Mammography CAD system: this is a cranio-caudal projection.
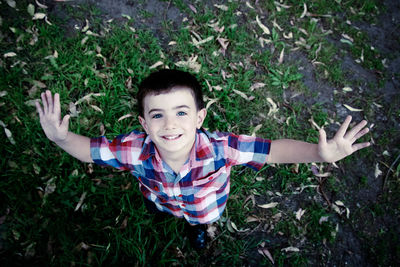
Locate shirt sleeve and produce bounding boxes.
[90,132,138,171]
[225,133,271,171]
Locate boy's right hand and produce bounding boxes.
[36,90,70,144]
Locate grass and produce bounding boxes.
[1,0,399,266]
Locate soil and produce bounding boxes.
[47,0,400,265]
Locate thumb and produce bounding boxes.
[60,114,70,131]
[319,128,327,146]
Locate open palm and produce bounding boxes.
[35,90,70,143]
[318,116,370,163]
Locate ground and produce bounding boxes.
[1,0,399,266]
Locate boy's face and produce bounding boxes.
[138,87,207,160]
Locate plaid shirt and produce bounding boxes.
[90,128,271,224]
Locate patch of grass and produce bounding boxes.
[1,0,397,265]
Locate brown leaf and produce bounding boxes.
[119,216,128,229]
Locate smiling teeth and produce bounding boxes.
[164,135,180,140]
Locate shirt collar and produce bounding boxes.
[138,128,216,162]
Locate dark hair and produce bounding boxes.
[137,69,204,117]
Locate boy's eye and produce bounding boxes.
[177,111,187,116]
[152,114,162,119]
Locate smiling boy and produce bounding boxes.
[36,69,370,249]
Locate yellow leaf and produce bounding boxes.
[343,104,363,112]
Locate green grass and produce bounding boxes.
[1,0,399,265]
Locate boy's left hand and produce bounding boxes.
[318,116,371,163]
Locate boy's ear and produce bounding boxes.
[138,116,149,134]
[196,108,207,129]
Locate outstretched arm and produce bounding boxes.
[267,116,370,164]
[36,90,93,163]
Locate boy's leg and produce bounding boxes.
[143,196,207,249]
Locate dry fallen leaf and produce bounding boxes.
[4,52,17,58]
[256,15,270,35]
[295,208,305,221]
[258,247,274,264]
[319,216,329,224]
[249,82,265,91]
[374,163,382,178]
[266,97,279,116]
[117,113,133,122]
[6,0,16,8]
[258,202,278,209]
[90,104,103,113]
[33,13,47,20]
[278,48,285,65]
[4,127,16,145]
[214,4,228,11]
[35,0,48,9]
[281,247,300,252]
[251,124,262,137]
[300,3,308,18]
[207,225,217,239]
[27,4,35,16]
[149,61,164,69]
[74,192,87,212]
[343,104,363,112]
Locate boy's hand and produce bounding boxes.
[318,116,370,163]
[35,90,70,144]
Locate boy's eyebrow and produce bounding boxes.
[148,105,191,114]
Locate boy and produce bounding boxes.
[35,69,370,249]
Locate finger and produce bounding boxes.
[46,90,54,113]
[35,100,44,117]
[335,115,352,139]
[319,128,327,146]
[60,114,70,131]
[352,142,371,152]
[345,120,368,140]
[351,127,369,143]
[41,92,48,114]
[54,93,61,118]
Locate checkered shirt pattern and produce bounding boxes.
[90,128,271,225]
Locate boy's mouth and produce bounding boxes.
[161,134,182,140]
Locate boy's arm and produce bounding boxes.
[35,90,93,163]
[268,116,370,164]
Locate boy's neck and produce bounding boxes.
[157,143,194,173]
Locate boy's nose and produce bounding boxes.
[164,115,176,129]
